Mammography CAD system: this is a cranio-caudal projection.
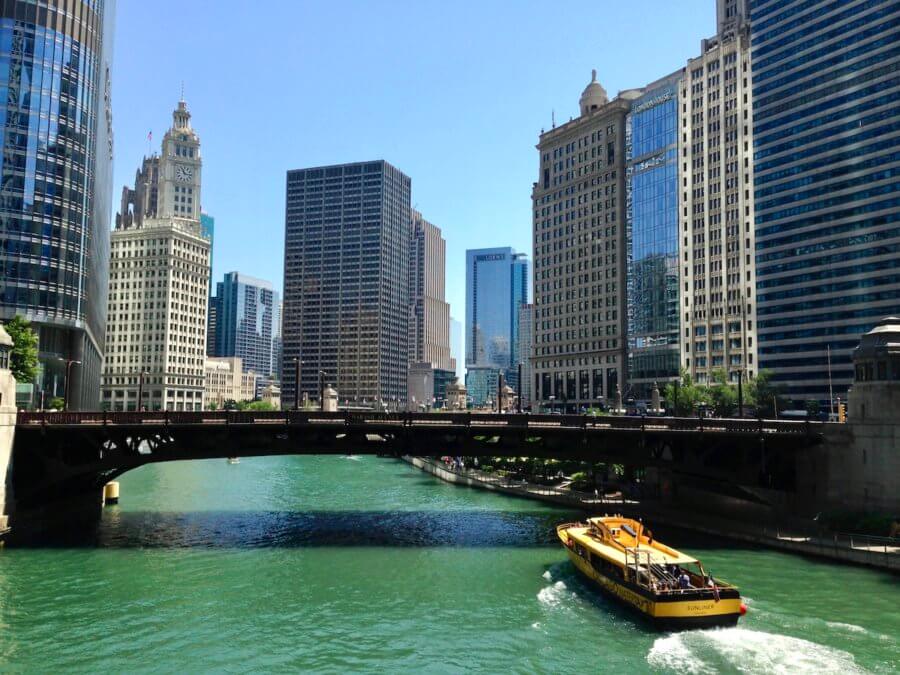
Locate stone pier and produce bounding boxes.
[0,325,16,540]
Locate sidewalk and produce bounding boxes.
[404,456,899,573]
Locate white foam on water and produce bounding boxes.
[646,628,867,675]
[542,570,553,581]
[531,622,541,630]
[825,621,867,634]
[536,580,569,609]
[341,455,362,461]
[647,634,715,675]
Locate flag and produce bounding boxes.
[147,130,152,141]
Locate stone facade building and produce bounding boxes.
[680,7,757,386]
[204,357,257,409]
[532,73,636,412]
[408,210,451,371]
[101,100,210,412]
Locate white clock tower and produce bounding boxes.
[102,97,211,412]
[158,98,202,221]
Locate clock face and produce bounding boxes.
[175,164,194,182]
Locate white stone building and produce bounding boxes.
[680,8,757,385]
[101,100,210,411]
[204,357,257,409]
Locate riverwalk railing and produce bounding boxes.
[16,410,823,436]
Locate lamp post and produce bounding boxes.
[55,357,81,412]
[293,358,301,411]
[517,362,523,413]
[737,369,744,418]
[137,370,147,411]
[318,370,327,411]
[548,394,555,415]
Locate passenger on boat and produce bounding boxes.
[679,572,692,589]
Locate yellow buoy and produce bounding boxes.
[103,481,120,505]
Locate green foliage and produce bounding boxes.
[707,369,738,417]
[207,401,219,411]
[245,400,276,411]
[805,399,821,417]
[4,315,38,382]
[663,369,708,416]
[746,369,785,418]
[48,396,65,410]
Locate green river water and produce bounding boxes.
[0,455,897,673]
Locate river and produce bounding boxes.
[0,455,897,672]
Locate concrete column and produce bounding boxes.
[0,326,17,538]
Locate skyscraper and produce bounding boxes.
[283,161,411,406]
[0,0,116,410]
[101,99,210,412]
[408,210,451,370]
[681,3,757,386]
[626,74,682,398]
[532,73,632,412]
[213,272,275,378]
[464,247,529,406]
[517,302,534,409]
[750,0,900,404]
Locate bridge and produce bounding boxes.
[11,410,825,535]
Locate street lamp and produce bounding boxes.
[293,357,302,411]
[549,395,556,415]
[54,357,81,412]
[318,370,328,411]
[137,370,147,411]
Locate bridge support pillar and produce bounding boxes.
[0,326,17,541]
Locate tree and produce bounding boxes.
[245,400,275,411]
[708,369,738,417]
[207,401,219,411]
[4,315,38,382]
[48,396,65,411]
[746,369,785,418]
[662,370,709,416]
[805,399,821,418]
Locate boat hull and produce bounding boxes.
[562,544,742,630]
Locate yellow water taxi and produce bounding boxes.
[557,515,746,630]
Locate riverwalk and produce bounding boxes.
[403,456,900,572]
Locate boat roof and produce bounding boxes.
[567,522,698,567]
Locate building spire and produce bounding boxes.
[180,80,185,102]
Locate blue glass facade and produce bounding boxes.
[214,272,275,378]
[751,0,900,402]
[0,1,114,409]
[464,247,528,405]
[626,82,681,396]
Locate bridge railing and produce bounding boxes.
[15,410,823,435]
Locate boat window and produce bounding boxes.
[621,524,637,537]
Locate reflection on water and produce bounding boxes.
[0,456,896,674]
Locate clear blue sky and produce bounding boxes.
[112,0,715,319]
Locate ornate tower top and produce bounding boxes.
[173,99,191,131]
[579,69,608,116]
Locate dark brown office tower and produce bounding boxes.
[283,161,411,407]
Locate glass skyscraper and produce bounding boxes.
[0,0,115,410]
[213,272,276,379]
[626,76,681,398]
[750,0,900,404]
[464,247,529,406]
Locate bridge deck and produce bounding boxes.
[17,411,823,436]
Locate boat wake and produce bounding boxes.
[536,580,572,610]
[646,628,867,674]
